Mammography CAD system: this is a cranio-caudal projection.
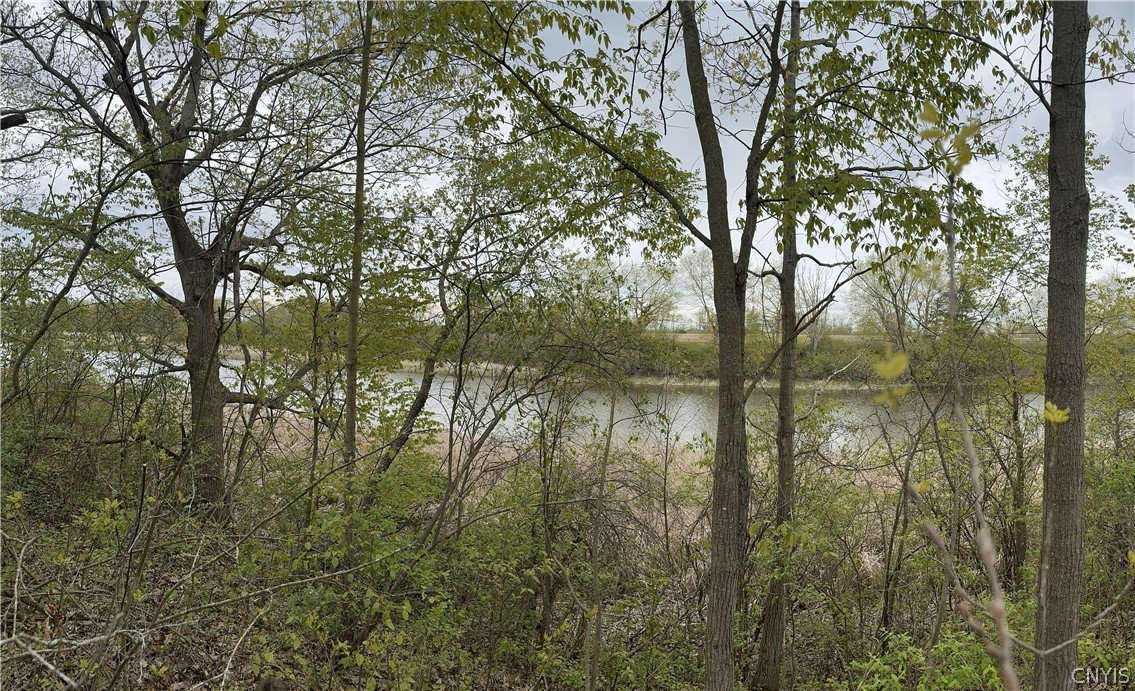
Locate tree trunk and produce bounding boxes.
[751,4,800,690]
[153,178,228,510]
[345,0,373,471]
[339,6,372,594]
[586,389,618,691]
[1035,3,1089,689]
[678,4,751,689]
[1005,385,1028,591]
[876,477,910,654]
[182,256,227,509]
[537,399,561,642]
[539,419,554,639]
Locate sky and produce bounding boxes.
[5,2,1132,329]
[965,1,1134,214]
[624,1,1134,219]
[594,1,1135,325]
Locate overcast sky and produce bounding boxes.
[624,1,1133,216]
[594,2,1135,324]
[8,3,1131,325]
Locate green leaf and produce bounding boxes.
[957,120,981,141]
[874,351,909,381]
[1043,401,1070,424]
[873,386,911,411]
[919,101,939,124]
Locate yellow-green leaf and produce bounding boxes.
[873,385,910,411]
[919,101,939,124]
[1043,401,1070,424]
[955,140,973,167]
[874,351,909,381]
[958,120,981,141]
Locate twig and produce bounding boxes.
[151,543,412,628]
[220,607,265,689]
[8,635,79,689]
[1036,574,1135,657]
[953,402,1020,690]
[915,170,1020,690]
[10,536,35,636]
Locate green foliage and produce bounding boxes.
[632,333,884,383]
[2,2,1133,689]
[822,630,1004,691]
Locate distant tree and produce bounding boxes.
[681,249,717,335]
[798,264,832,356]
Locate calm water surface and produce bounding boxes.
[387,372,1047,449]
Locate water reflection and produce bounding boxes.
[385,371,1037,450]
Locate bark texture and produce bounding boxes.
[346,1,373,470]
[678,3,752,689]
[182,254,227,508]
[153,179,228,509]
[1035,3,1090,689]
[751,3,800,689]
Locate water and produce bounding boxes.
[87,347,1048,452]
[385,370,949,450]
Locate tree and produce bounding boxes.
[798,264,831,356]
[971,127,1128,594]
[467,3,997,685]
[1036,2,1090,688]
[681,249,717,335]
[850,258,950,343]
[751,4,801,687]
[672,7,755,687]
[345,0,374,472]
[0,2,394,512]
